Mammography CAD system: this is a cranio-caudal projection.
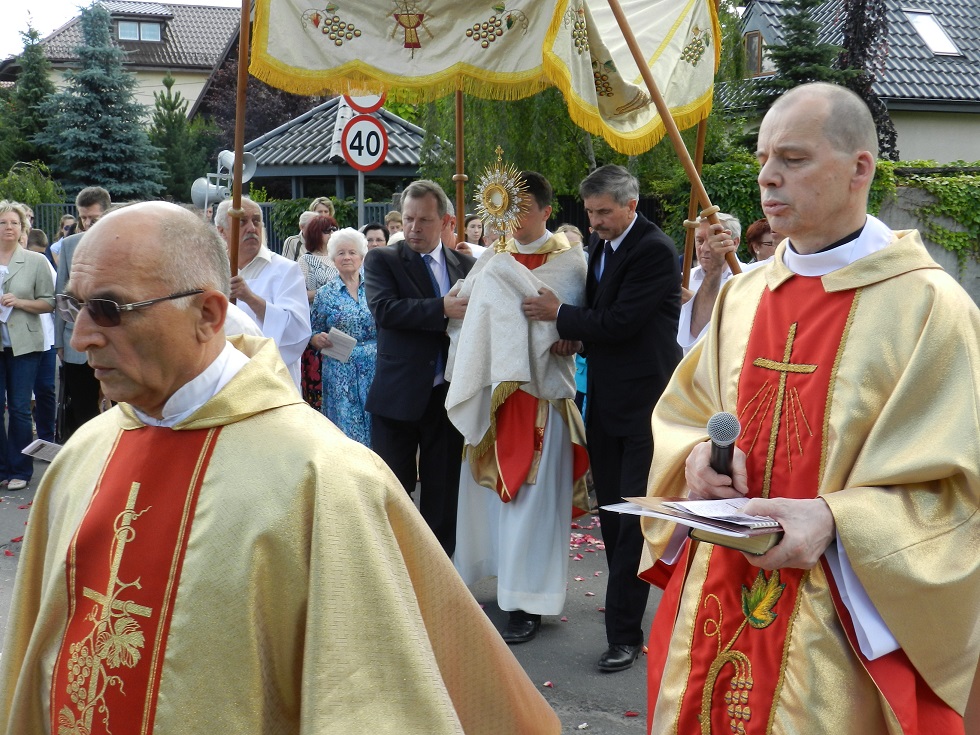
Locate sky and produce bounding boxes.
[2,0,242,61]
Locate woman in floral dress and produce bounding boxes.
[309,228,376,447]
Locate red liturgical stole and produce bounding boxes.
[674,276,857,734]
[51,426,220,735]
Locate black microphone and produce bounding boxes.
[706,412,741,477]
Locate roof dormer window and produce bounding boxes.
[904,10,960,55]
[118,20,163,42]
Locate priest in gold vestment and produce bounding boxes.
[0,202,560,735]
[641,84,979,734]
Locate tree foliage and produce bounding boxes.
[0,27,57,171]
[838,0,898,161]
[150,73,217,201]
[196,41,318,156]
[752,0,856,109]
[0,161,65,207]
[35,4,163,198]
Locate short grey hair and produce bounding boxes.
[149,204,231,297]
[214,197,262,231]
[773,82,879,160]
[579,165,640,206]
[298,210,318,229]
[402,180,450,218]
[327,227,368,260]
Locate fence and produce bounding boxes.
[34,201,393,255]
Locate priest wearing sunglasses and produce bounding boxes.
[0,201,560,734]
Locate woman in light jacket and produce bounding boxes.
[0,201,55,490]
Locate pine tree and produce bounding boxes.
[150,73,216,201]
[10,27,57,165]
[35,4,163,198]
[752,0,856,110]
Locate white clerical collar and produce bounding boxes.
[608,214,638,251]
[239,244,273,278]
[782,215,893,277]
[515,230,552,254]
[133,340,250,428]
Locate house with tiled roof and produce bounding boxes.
[0,1,240,117]
[727,0,980,162]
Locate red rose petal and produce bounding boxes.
[543,680,554,688]
[4,550,14,557]
[560,616,568,622]
[585,591,595,597]
[574,576,585,582]
[10,536,23,543]
[624,710,639,717]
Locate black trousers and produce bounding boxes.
[371,383,462,556]
[588,425,653,646]
[57,361,101,443]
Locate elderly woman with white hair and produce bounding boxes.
[309,227,377,447]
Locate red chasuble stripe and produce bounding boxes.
[670,276,856,734]
[51,426,220,735]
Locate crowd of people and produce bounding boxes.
[0,81,977,733]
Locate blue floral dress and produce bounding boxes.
[310,275,377,447]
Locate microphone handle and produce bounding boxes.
[709,441,734,477]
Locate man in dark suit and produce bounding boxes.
[364,180,475,555]
[523,165,681,672]
[54,186,111,442]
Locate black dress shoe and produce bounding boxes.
[501,612,541,644]
[597,643,642,672]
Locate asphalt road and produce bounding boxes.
[0,459,661,734]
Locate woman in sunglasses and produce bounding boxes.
[0,201,55,491]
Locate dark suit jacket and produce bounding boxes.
[364,241,475,422]
[556,213,681,436]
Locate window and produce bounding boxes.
[117,19,162,42]
[118,20,139,40]
[744,31,763,77]
[139,22,161,41]
[904,10,960,55]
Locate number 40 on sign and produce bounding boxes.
[341,115,389,172]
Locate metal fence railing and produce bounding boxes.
[34,201,394,254]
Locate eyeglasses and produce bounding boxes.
[327,227,338,233]
[56,290,204,328]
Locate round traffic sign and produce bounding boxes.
[341,115,389,172]
[344,92,386,114]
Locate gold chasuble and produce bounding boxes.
[0,337,561,735]
[641,231,980,735]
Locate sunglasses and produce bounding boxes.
[56,290,204,328]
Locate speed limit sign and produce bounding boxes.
[341,115,389,172]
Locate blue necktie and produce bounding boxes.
[423,253,446,384]
[423,253,444,296]
[597,241,613,280]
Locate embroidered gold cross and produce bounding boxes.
[751,323,816,496]
[80,482,153,730]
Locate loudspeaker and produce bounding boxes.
[217,150,257,183]
[191,177,229,209]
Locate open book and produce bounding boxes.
[604,496,784,555]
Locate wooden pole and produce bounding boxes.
[452,90,468,244]
[681,119,708,289]
[228,0,253,280]
[605,0,740,274]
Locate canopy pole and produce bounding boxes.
[452,91,468,244]
[605,0,740,274]
[228,0,253,282]
[681,119,708,290]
